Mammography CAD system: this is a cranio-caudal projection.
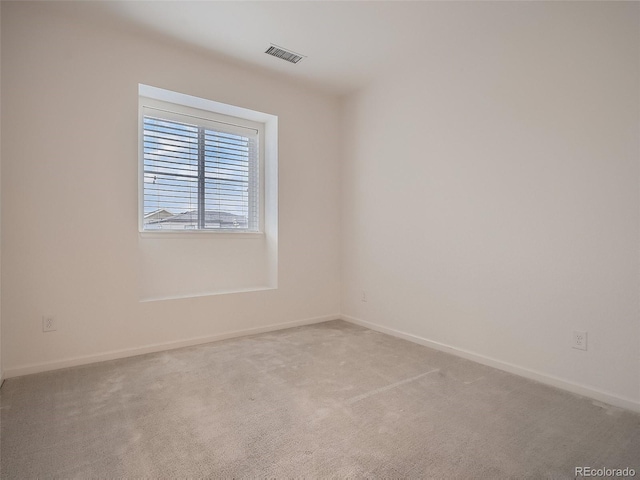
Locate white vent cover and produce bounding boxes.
[265,44,305,64]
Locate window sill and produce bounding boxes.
[139,230,265,239]
[139,285,277,302]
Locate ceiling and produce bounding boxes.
[43,1,560,95]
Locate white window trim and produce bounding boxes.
[138,85,277,236]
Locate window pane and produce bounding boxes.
[143,116,199,230]
[141,107,259,232]
[203,129,251,229]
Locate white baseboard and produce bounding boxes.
[341,314,640,413]
[4,314,339,379]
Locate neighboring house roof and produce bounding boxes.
[144,209,174,220]
[146,210,247,227]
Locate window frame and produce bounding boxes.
[139,95,266,235]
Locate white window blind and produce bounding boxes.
[142,106,260,232]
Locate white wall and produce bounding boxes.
[342,2,640,407]
[1,2,341,374]
[0,1,3,384]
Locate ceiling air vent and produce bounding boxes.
[265,44,305,64]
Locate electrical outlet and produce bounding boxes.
[42,316,57,333]
[572,330,587,351]
[361,291,367,302]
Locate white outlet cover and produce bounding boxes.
[42,316,57,332]
[572,330,587,351]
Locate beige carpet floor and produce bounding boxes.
[1,320,639,478]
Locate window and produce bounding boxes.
[140,96,264,232]
[138,85,279,298]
